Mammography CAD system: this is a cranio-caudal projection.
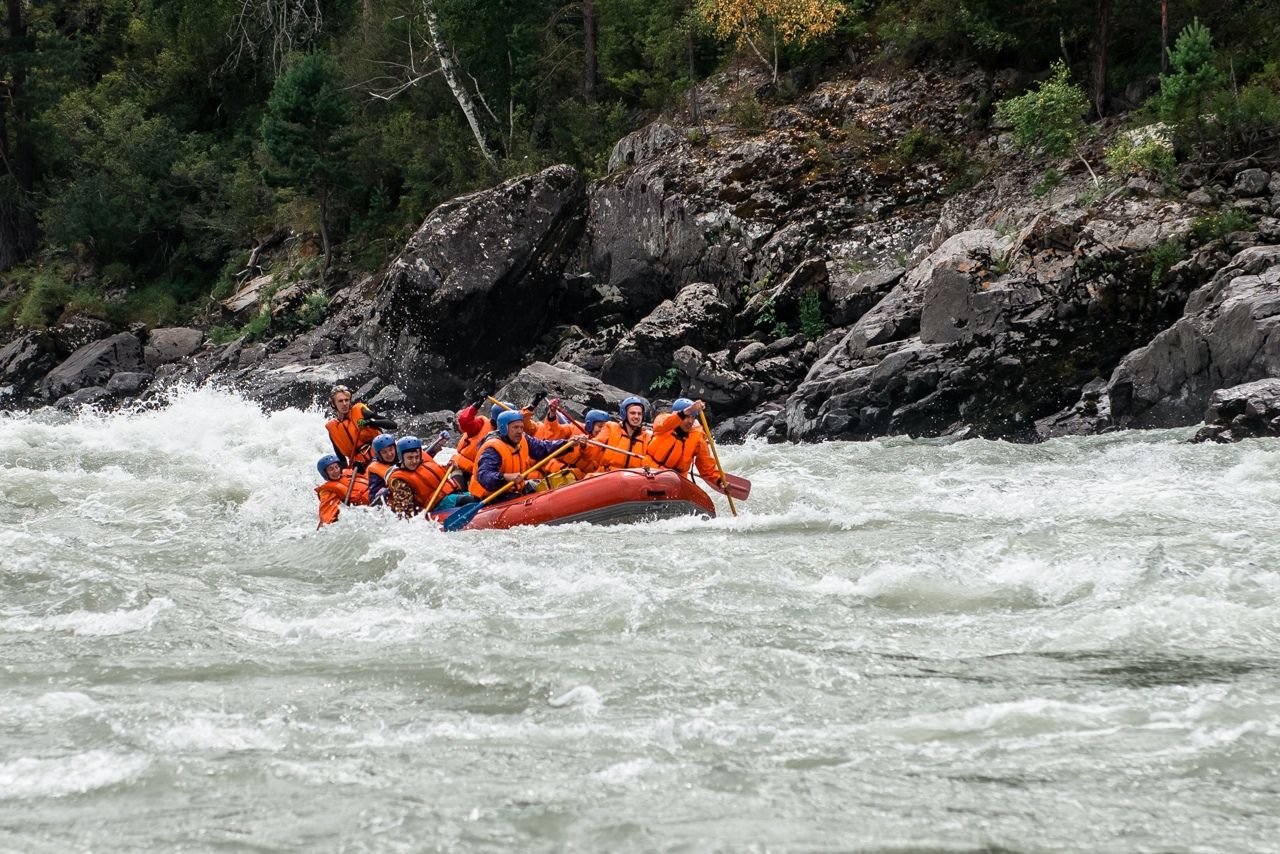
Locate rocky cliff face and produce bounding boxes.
[5,64,1279,445]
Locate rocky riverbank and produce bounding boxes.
[4,63,1279,443]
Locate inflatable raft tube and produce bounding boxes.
[433,468,715,530]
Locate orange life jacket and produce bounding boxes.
[366,459,395,485]
[599,421,651,471]
[325,402,380,465]
[469,435,534,498]
[453,417,493,474]
[315,470,371,526]
[644,413,719,480]
[387,459,454,513]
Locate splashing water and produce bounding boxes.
[2,386,1278,851]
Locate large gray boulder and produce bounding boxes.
[1192,378,1280,443]
[1106,245,1280,428]
[600,282,734,392]
[245,352,378,410]
[145,327,204,367]
[0,332,58,400]
[359,165,588,406]
[41,332,144,401]
[493,361,634,414]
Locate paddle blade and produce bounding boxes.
[442,501,483,532]
[707,472,751,500]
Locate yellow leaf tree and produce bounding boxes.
[697,0,847,82]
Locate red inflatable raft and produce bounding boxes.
[432,468,716,530]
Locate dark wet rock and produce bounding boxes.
[106,372,152,395]
[367,384,408,410]
[494,361,634,414]
[713,403,786,442]
[827,264,905,327]
[1231,168,1271,198]
[1186,188,1215,206]
[0,332,58,401]
[1191,378,1280,443]
[42,332,144,401]
[1034,377,1113,440]
[49,316,114,354]
[1104,246,1280,428]
[734,341,767,366]
[54,386,113,410]
[607,122,683,173]
[600,282,733,392]
[247,352,377,410]
[672,345,764,411]
[145,327,204,368]
[359,165,588,406]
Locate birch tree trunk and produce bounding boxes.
[423,0,498,170]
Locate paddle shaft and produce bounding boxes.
[424,462,456,513]
[698,411,737,517]
[477,440,577,508]
[488,394,585,434]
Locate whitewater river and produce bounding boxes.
[2,386,1278,852]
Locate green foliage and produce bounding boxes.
[1033,168,1062,198]
[1104,132,1176,180]
[648,365,680,392]
[798,291,827,339]
[207,325,241,345]
[260,51,355,252]
[14,269,72,329]
[1212,69,1280,155]
[995,61,1089,157]
[1156,19,1223,138]
[240,308,274,342]
[1190,208,1255,244]
[725,89,765,129]
[1147,241,1184,288]
[290,292,329,330]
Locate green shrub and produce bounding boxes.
[725,89,765,129]
[15,269,71,328]
[1104,130,1177,179]
[798,291,827,339]
[1191,208,1254,244]
[291,292,329,330]
[240,308,273,342]
[995,61,1089,157]
[1213,74,1280,155]
[1033,168,1063,198]
[649,365,679,392]
[208,325,240,344]
[1147,241,1185,287]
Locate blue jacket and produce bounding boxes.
[476,435,566,492]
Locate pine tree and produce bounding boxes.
[260,51,355,276]
[1157,18,1222,155]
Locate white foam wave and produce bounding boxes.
[0,597,174,636]
[0,751,150,800]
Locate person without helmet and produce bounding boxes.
[643,398,722,483]
[315,454,371,526]
[471,410,586,501]
[387,435,472,518]
[325,385,398,471]
[452,400,508,478]
[365,434,399,505]
[598,395,651,471]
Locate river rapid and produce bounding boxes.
[2,386,1278,852]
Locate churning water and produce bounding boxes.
[2,386,1279,852]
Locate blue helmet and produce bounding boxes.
[584,409,610,433]
[490,401,514,423]
[395,436,423,463]
[316,454,342,479]
[619,395,648,419]
[371,434,397,457]
[496,410,524,435]
[672,398,695,415]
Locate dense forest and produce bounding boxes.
[1,0,1277,333]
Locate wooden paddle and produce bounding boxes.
[698,410,737,517]
[442,441,577,532]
